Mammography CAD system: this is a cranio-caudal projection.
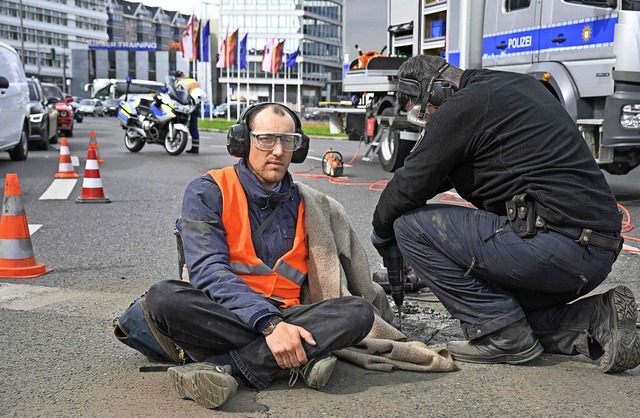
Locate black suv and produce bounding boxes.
[27,78,58,150]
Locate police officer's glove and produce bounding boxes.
[371,229,397,259]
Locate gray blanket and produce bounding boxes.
[297,182,457,373]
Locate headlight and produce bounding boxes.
[30,113,45,123]
[59,111,68,117]
[620,104,640,129]
[175,104,193,113]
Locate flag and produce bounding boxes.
[201,20,210,62]
[226,29,238,68]
[180,15,195,60]
[271,40,285,73]
[239,33,248,70]
[261,38,273,72]
[216,39,226,68]
[193,18,202,61]
[286,49,299,68]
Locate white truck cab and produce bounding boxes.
[447,0,640,174]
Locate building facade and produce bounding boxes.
[218,0,344,108]
[2,0,353,105]
[70,0,190,98]
[0,0,108,90]
[0,0,191,97]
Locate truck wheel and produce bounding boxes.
[378,109,412,172]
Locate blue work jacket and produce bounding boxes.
[178,159,302,332]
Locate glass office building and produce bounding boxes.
[219,0,344,108]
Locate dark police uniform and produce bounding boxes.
[373,69,622,345]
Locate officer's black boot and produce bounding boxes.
[447,318,543,364]
[529,285,640,373]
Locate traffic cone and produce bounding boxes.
[89,130,103,164]
[76,147,111,203]
[54,137,79,179]
[0,174,52,278]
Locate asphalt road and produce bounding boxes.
[0,116,639,417]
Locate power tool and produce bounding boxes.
[322,149,344,177]
[383,245,405,331]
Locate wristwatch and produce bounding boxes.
[261,317,283,336]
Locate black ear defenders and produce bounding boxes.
[425,62,458,107]
[227,102,310,163]
[398,62,458,109]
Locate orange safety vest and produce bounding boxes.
[208,167,308,307]
[176,77,199,92]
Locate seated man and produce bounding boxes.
[145,103,375,409]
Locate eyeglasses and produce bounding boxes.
[250,131,302,152]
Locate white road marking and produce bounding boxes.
[0,283,126,316]
[39,179,78,200]
[28,224,42,235]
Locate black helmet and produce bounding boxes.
[174,71,185,78]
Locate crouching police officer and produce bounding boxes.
[371,55,640,373]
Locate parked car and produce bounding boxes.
[0,41,30,160]
[79,99,105,117]
[41,82,73,139]
[27,78,58,150]
[213,102,247,118]
[102,98,121,116]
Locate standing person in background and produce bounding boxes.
[175,71,201,154]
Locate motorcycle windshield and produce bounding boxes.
[173,89,190,105]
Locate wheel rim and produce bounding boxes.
[165,131,183,153]
[125,133,137,148]
[379,130,395,161]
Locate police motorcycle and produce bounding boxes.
[117,76,200,156]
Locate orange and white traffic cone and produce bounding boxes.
[76,147,111,203]
[54,137,79,179]
[0,174,52,278]
[89,130,103,164]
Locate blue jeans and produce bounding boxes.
[393,204,618,341]
[145,280,374,389]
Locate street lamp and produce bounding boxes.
[18,0,25,62]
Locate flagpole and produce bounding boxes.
[246,47,250,106]
[236,30,241,120]
[284,54,288,107]
[245,36,250,106]
[193,13,197,81]
[227,76,231,121]
[297,56,302,113]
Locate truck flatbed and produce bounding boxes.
[343,56,408,93]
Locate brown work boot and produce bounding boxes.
[447,318,543,364]
[592,286,640,373]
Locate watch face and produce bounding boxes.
[263,322,275,336]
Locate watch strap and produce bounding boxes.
[261,316,283,336]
